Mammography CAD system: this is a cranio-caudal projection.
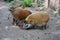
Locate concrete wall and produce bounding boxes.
[50,0,59,11]
[44,0,48,8]
[44,0,60,11]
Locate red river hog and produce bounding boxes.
[10,7,32,25]
[23,12,49,30]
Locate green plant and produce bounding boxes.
[37,0,44,7]
[58,9,60,16]
[58,13,60,16]
[23,0,32,7]
[38,4,44,7]
[9,0,25,11]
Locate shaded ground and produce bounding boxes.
[0,1,60,40]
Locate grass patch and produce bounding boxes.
[38,4,44,7]
[23,0,32,7]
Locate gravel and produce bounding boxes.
[0,1,60,40]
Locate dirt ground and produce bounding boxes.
[0,1,60,40]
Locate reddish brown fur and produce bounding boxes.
[11,7,31,20]
[10,7,32,25]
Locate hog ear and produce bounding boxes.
[28,11,32,14]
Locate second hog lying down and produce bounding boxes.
[10,7,32,25]
[22,12,50,30]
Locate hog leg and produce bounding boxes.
[12,18,17,25]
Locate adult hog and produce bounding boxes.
[10,7,32,25]
[23,12,49,30]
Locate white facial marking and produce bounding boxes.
[23,24,31,29]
